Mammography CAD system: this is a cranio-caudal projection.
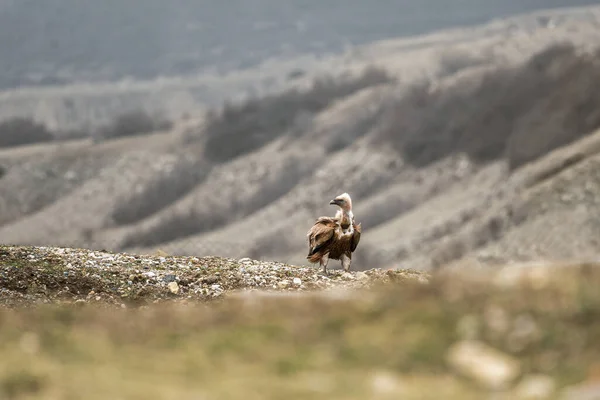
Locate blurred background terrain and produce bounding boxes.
[3,1,600,271]
[4,3,600,399]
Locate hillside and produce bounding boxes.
[3,4,600,131]
[3,7,600,272]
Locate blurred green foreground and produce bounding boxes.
[1,261,600,400]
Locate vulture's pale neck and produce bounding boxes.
[336,207,354,226]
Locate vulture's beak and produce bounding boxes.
[329,199,340,206]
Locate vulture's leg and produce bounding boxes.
[341,254,351,272]
[320,253,330,275]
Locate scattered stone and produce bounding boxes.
[446,340,521,390]
[163,274,177,283]
[202,275,219,285]
[370,370,405,395]
[356,272,369,281]
[168,281,180,295]
[277,280,290,289]
[341,272,354,281]
[292,277,302,287]
[561,382,600,400]
[514,374,555,399]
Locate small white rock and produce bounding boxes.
[341,272,354,281]
[292,277,302,287]
[446,340,521,390]
[277,280,290,289]
[370,370,405,395]
[168,281,180,294]
[514,374,555,399]
[356,272,369,281]
[560,382,600,400]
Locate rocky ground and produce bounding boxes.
[0,245,425,308]
[1,245,600,399]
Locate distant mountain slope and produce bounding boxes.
[1,0,600,89]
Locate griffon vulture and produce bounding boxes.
[306,192,361,274]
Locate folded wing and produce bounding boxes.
[307,217,338,260]
[350,222,362,252]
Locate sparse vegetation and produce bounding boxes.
[93,110,173,142]
[378,43,600,170]
[110,158,210,226]
[0,117,54,148]
[203,66,393,162]
[119,157,307,249]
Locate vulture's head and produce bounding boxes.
[329,192,352,211]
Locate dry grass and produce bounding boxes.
[0,246,599,399]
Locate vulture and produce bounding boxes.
[306,192,362,274]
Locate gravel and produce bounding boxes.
[0,245,428,307]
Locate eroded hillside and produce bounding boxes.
[3,9,600,271]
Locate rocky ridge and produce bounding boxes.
[0,245,426,308]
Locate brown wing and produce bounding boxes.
[350,222,362,252]
[307,217,338,256]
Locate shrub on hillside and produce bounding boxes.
[377,42,600,170]
[54,128,89,141]
[0,117,54,148]
[506,43,600,170]
[94,110,173,142]
[111,158,210,226]
[203,66,393,162]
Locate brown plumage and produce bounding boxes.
[306,193,362,274]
